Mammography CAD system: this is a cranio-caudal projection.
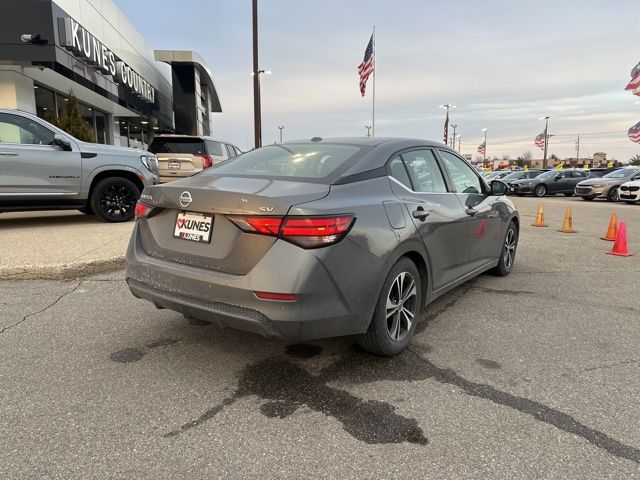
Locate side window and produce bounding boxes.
[439,150,482,194]
[0,113,55,145]
[205,140,224,157]
[402,150,447,193]
[225,144,236,158]
[234,146,243,156]
[387,156,412,190]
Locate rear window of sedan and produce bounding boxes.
[603,168,639,179]
[208,144,364,180]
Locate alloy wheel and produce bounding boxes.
[607,188,619,202]
[503,228,517,270]
[385,272,417,342]
[534,185,546,197]
[98,182,137,220]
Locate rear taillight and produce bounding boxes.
[134,201,153,220]
[195,153,214,169]
[227,214,354,248]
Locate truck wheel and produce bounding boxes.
[90,177,140,222]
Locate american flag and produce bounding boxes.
[477,142,486,156]
[358,34,374,97]
[629,121,640,144]
[625,62,640,95]
[534,133,545,149]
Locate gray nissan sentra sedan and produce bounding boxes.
[126,137,519,355]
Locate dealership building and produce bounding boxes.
[0,0,222,148]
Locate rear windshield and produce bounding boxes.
[603,168,638,179]
[209,144,363,180]
[148,137,205,155]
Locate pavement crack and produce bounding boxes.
[0,281,81,335]
[406,348,640,465]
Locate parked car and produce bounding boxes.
[510,169,589,197]
[484,170,511,181]
[0,109,158,222]
[588,167,619,177]
[575,167,640,201]
[619,177,640,204]
[148,135,241,183]
[500,169,546,192]
[126,137,519,356]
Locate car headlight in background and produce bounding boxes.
[591,184,603,189]
[140,154,159,176]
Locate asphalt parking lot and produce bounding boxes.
[1,196,639,479]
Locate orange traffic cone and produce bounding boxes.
[606,221,633,257]
[601,213,618,241]
[531,204,547,227]
[557,208,577,233]
[473,219,486,237]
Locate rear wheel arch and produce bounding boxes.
[384,243,431,312]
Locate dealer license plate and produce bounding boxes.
[173,211,213,243]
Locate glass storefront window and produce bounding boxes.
[34,86,56,125]
[95,111,107,144]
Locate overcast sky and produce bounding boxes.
[116,0,640,161]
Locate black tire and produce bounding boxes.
[489,221,518,276]
[533,184,547,197]
[90,177,140,222]
[357,257,422,356]
[581,196,595,201]
[606,188,619,202]
[563,192,573,197]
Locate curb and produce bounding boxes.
[0,256,125,281]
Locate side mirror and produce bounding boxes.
[490,179,508,196]
[555,174,562,180]
[53,134,72,151]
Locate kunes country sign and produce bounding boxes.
[57,17,155,104]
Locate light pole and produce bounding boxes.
[252,0,261,149]
[365,125,372,137]
[456,134,461,153]
[439,104,456,145]
[481,128,487,164]
[539,115,550,168]
[450,123,457,148]
[278,125,284,143]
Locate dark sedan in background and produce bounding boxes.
[510,169,589,197]
[574,167,640,201]
[500,169,547,192]
[126,137,519,356]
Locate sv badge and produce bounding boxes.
[259,206,274,212]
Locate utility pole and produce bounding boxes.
[456,134,461,153]
[365,125,372,137]
[481,128,487,164]
[278,125,284,143]
[252,0,261,149]
[540,115,550,168]
[450,123,457,148]
[576,134,580,163]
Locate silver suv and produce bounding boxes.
[0,109,158,222]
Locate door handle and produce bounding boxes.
[412,207,430,220]
[465,207,477,217]
[0,151,18,156]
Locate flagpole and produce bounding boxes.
[371,25,376,137]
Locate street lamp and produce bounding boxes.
[365,125,372,137]
[455,134,461,153]
[539,115,550,168]
[278,125,285,143]
[450,123,458,148]
[439,104,456,144]
[481,128,487,164]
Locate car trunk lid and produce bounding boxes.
[137,175,330,275]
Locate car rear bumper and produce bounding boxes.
[125,225,379,340]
